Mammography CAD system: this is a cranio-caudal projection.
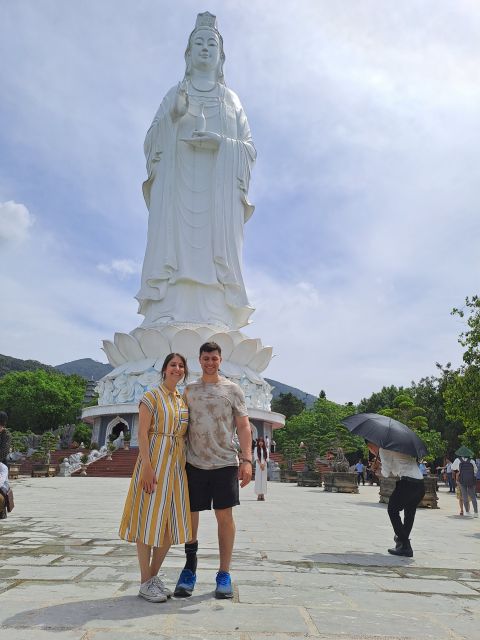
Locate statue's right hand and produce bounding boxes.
[141,465,157,494]
[173,82,189,118]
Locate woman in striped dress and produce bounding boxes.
[119,353,191,602]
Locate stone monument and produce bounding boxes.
[83,12,284,445]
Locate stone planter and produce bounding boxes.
[32,464,48,478]
[47,464,57,477]
[80,464,87,477]
[123,443,130,451]
[297,471,322,487]
[8,464,20,479]
[379,476,438,508]
[280,469,298,483]
[323,471,359,493]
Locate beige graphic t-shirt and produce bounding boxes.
[185,377,248,470]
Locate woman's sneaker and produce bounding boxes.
[215,570,233,599]
[138,578,168,602]
[151,575,173,598]
[174,568,196,597]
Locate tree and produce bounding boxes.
[410,364,464,453]
[379,394,446,461]
[271,392,305,419]
[275,397,363,459]
[358,385,403,414]
[0,369,86,433]
[443,296,480,452]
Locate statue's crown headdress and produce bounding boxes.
[194,11,218,32]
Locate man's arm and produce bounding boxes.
[236,415,252,488]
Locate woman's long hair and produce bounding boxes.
[255,437,268,463]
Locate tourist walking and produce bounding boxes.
[119,353,191,603]
[451,448,478,517]
[174,341,252,600]
[445,458,455,493]
[367,443,425,557]
[254,436,269,501]
[355,460,365,485]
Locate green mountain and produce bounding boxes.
[0,354,55,377]
[0,354,316,406]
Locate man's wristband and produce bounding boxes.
[240,458,252,466]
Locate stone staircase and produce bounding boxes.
[74,448,139,478]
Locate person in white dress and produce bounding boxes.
[254,437,269,501]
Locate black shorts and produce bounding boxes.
[186,463,240,511]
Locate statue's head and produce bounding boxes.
[184,12,225,84]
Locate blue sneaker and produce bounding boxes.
[215,570,233,599]
[174,568,196,597]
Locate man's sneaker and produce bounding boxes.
[174,568,196,597]
[152,575,173,598]
[474,512,479,518]
[139,577,168,602]
[215,570,234,599]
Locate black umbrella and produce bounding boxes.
[341,413,428,458]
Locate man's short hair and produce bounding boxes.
[199,341,222,356]
[0,412,7,427]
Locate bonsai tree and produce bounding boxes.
[123,431,131,443]
[299,434,322,472]
[80,453,89,465]
[40,431,58,464]
[10,430,28,455]
[283,442,300,471]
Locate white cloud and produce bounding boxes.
[97,259,141,279]
[0,201,34,243]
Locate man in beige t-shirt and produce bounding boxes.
[174,342,252,599]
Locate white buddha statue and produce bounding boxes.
[136,12,256,331]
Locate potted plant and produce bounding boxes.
[31,451,48,477]
[107,441,115,461]
[8,431,27,478]
[41,431,59,476]
[280,443,300,483]
[80,453,89,476]
[123,432,131,450]
[297,436,323,487]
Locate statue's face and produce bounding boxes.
[190,28,220,71]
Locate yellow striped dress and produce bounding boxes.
[119,385,191,547]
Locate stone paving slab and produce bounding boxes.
[1,477,479,639]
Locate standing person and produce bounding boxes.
[452,452,478,517]
[367,442,425,557]
[0,412,11,465]
[0,462,9,519]
[355,460,365,486]
[174,342,252,599]
[445,458,455,493]
[254,437,269,501]
[119,353,191,603]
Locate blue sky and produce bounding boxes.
[1,1,479,403]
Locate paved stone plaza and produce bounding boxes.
[0,477,479,640]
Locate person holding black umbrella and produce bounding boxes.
[367,442,425,557]
[342,413,427,558]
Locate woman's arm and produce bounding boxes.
[138,402,156,493]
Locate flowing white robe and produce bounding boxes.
[136,82,256,329]
[254,448,269,496]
